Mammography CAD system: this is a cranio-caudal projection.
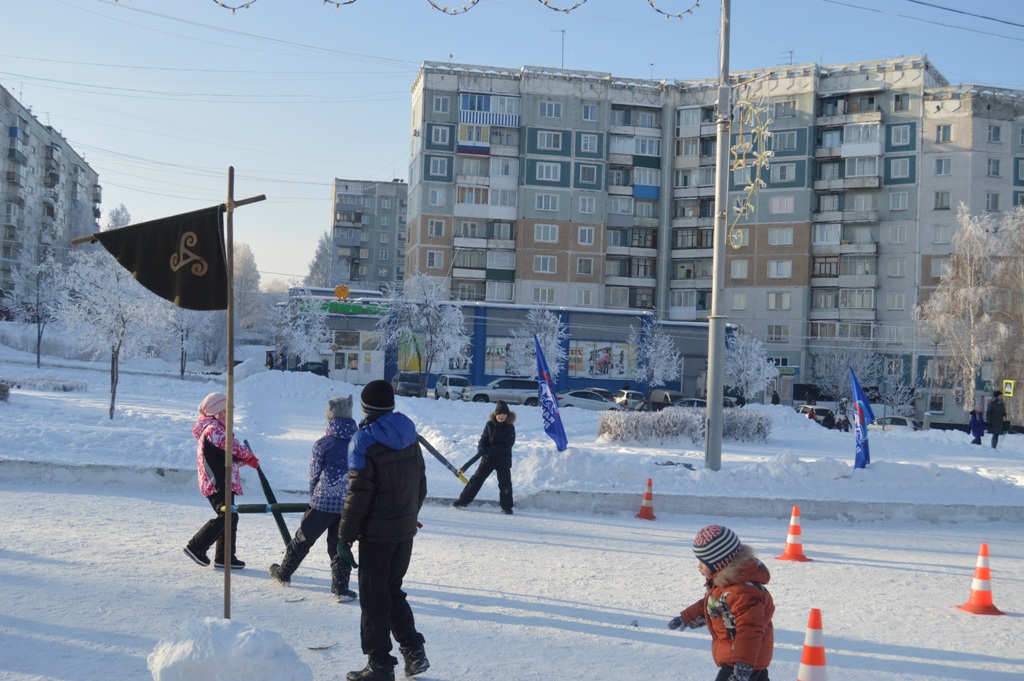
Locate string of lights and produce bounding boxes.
[189,0,704,18]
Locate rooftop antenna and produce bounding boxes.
[650,62,654,79]
[552,29,565,69]
[778,50,794,66]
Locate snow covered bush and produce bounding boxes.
[598,407,771,445]
[0,377,87,393]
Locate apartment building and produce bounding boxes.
[406,58,1024,402]
[2,84,101,295]
[330,178,408,290]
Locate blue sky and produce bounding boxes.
[4,0,1023,285]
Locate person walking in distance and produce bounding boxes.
[668,525,775,681]
[968,408,985,446]
[270,396,359,602]
[986,391,1007,449]
[339,380,429,681]
[451,400,517,515]
[184,392,259,569]
[770,390,780,406]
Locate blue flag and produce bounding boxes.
[850,366,876,469]
[535,335,568,451]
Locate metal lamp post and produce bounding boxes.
[926,331,943,426]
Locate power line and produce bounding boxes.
[822,0,1024,43]
[902,0,1024,31]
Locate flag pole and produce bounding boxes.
[223,167,237,619]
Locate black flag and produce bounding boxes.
[93,205,228,311]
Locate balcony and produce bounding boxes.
[453,236,487,249]
[838,274,878,289]
[809,307,841,321]
[456,174,489,186]
[7,148,26,165]
[815,109,882,127]
[839,241,877,255]
[608,184,632,196]
[841,209,879,223]
[6,171,23,186]
[814,146,842,159]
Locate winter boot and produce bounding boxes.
[332,558,358,603]
[214,556,246,569]
[346,658,395,681]
[184,544,210,567]
[269,563,290,586]
[400,646,430,677]
[270,545,305,586]
[213,512,240,568]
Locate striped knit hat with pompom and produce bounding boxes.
[693,525,742,572]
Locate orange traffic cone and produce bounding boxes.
[796,608,827,681]
[635,478,656,520]
[775,505,812,561]
[957,543,1005,615]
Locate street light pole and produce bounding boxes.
[928,331,943,417]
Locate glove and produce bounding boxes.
[250,456,260,468]
[337,542,359,569]
[668,616,684,630]
[727,662,754,681]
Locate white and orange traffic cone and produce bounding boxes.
[796,608,827,681]
[957,543,1005,615]
[635,478,656,520]
[775,505,812,561]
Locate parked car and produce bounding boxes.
[392,370,427,397]
[795,404,836,427]
[613,389,647,410]
[296,361,328,378]
[461,377,540,406]
[671,397,737,409]
[557,389,620,411]
[869,415,922,432]
[584,387,617,403]
[434,374,470,400]
[650,389,687,406]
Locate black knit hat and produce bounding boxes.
[494,400,510,416]
[361,380,395,414]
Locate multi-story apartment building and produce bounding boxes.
[406,57,1024,406]
[330,178,408,290]
[2,84,101,295]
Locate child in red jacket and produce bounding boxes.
[668,525,775,681]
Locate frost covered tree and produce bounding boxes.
[724,329,778,402]
[809,339,883,403]
[166,306,226,377]
[272,287,331,369]
[7,249,63,368]
[988,206,1024,421]
[56,249,165,418]
[627,320,681,396]
[305,231,333,288]
[880,362,917,418]
[508,306,569,380]
[917,204,1000,413]
[233,242,262,334]
[377,274,471,392]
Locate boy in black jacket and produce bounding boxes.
[452,400,517,514]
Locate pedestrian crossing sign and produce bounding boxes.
[1003,380,1015,397]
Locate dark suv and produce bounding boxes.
[392,371,427,397]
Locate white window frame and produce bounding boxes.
[767,291,791,311]
[731,292,747,310]
[891,125,911,146]
[988,124,1002,143]
[579,164,598,184]
[812,223,840,245]
[634,136,661,156]
[770,196,795,214]
[987,159,1001,177]
[889,224,906,244]
[536,162,561,182]
[768,226,794,245]
[767,259,792,279]
[539,100,562,119]
[773,131,798,151]
[930,257,949,278]
[537,130,562,151]
[580,133,598,153]
[935,157,951,176]
[533,287,556,304]
[986,192,1001,212]
[579,196,595,214]
[582,103,598,122]
[428,188,446,206]
[935,124,951,143]
[934,191,951,210]
[888,257,906,277]
[433,96,450,114]
[534,255,556,274]
[429,157,448,177]
[578,226,595,246]
[430,126,450,145]
[534,223,559,243]
[535,193,559,212]
[428,219,445,237]
[890,191,908,211]
[774,100,796,118]
[770,162,796,183]
[890,158,910,179]
[577,257,593,276]
[426,251,443,269]
[887,292,906,311]
[730,259,748,279]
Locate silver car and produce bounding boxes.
[434,374,470,400]
[461,377,540,406]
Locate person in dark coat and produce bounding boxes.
[985,391,1007,449]
[968,408,986,445]
[452,401,517,515]
[770,390,780,405]
[339,380,429,681]
[821,410,836,430]
[270,396,359,602]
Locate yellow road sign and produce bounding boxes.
[1002,380,1014,397]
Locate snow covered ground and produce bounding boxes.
[1,339,1022,680]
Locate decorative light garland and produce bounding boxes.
[197,0,701,17]
[728,96,773,249]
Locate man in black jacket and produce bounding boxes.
[340,380,429,681]
[986,391,1007,449]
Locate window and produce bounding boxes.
[767,259,792,278]
[533,287,556,304]
[534,223,558,243]
[491,128,519,146]
[774,100,796,118]
[766,325,789,343]
[887,191,908,212]
[987,159,1001,177]
[580,133,598,153]
[767,291,791,310]
[607,196,632,214]
[770,162,796,183]
[461,157,486,176]
[537,131,562,151]
[536,162,561,182]
[813,223,840,244]
[820,129,842,149]
[986,192,1001,212]
[430,127,450,145]
[887,292,906,310]
[840,288,875,309]
[579,165,598,184]
[578,226,595,245]
[988,124,1002,143]
[606,286,629,307]
[461,124,485,142]
[637,111,658,128]
[734,166,752,185]
[577,257,593,275]
[491,157,517,177]
[534,255,556,273]
[678,138,699,156]
[819,194,839,212]
[846,156,878,177]
[733,228,750,247]
[429,157,448,177]
[487,281,514,302]
[461,93,488,111]
[490,189,517,207]
[851,193,875,211]
[893,93,909,112]
[731,259,748,279]
[845,123,879,143]
[539,100,562,118]
[768,227,794,245]
[379,233,390,244]
[935,124,951,143]
[773,131,798,152]
[935,158,951,175]
[888,257,906,277]
[433,96,450,114]
[890,158,910,179]
[426,251,443,269]
[889,224,906,244]
[428,188,446,206]
[633,167,660,186]
[931,257,949,278]
[770,196,795,214]
[457,187,488,204]
[818,162,840,180]
[635,137,661,156]
[812,289,838,309]
[378,250,390,261]
[579,196,595,214]
[934,191,950,210]
[427,219,445,237]
[732,292,747,310]
[675,108,701,131]
[891,125,910,146]
[577,288,592,306]
[455,220,484,238]
[582,103,598,121]
[535,193,559,211]
[487,250,515,270]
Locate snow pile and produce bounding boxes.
[147,617,312,681]
[596,407,771,444]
